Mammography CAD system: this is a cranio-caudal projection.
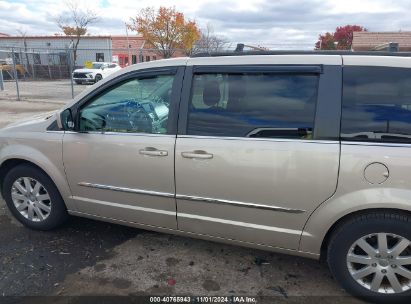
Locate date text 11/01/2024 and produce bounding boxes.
[149,296,257,303]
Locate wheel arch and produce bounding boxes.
[318,208,411,262]
[300,188,411,257]
[0,158,37,196]
[1,158,59,195]
[0,156,73,210]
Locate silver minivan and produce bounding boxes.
[1,52,411,302]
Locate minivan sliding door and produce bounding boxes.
[175,64,342,250]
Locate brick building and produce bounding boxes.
[111,36,159,67]
[352,32,411,51]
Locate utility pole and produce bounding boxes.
[68,41,74,99]
[0,66,4,91]
[125,23,131,66]
[11,48,20,101]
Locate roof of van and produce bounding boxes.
[192,50,411,57]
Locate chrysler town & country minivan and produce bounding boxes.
[1,52,411,302]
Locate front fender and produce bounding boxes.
[0,133,75,211]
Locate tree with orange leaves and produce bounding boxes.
[128,7,200,58]
[315,25,367,50]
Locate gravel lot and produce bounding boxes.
[0,81,363,303]
[1,79,90,103]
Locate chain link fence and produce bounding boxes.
[0,47,185,103]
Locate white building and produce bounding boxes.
[0,35,113,67]
[0,34,180,79]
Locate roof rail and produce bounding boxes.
[191,50,411,57]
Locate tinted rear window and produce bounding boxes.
[341,66,411,143]
[187,73,319,139]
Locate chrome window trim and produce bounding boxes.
[342,141,411,148]
[65,131,175,138]
[46,130,65,134]
[78,182,305,214]
[78,182,175,198]
[192,64,323,74]
[176,194,306,214]
[100,132,174,138]
[178,134,338,144]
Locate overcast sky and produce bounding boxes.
[1,0,411,49]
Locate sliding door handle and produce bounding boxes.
[181,150,213,159]
[139,147,168,157]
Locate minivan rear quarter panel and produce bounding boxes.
[301,56,411,254]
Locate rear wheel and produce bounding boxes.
[328,212,411,303]
[2,164,68,230]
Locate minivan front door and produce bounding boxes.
[63,67,183,229]
[175,64,342,249]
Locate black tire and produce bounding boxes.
[327,211,411,303]
[75,80,81,84]
[95,74,102,82]
[2,164,68,230]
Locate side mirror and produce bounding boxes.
[101,66,105,70]
[56,111,63,129]
[57,108,75,131]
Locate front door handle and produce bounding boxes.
[139,147,168,157]
[181,150,213,159]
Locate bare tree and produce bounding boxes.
[193,23,229,54]
[56,0,99,65]
[16,29,30,75]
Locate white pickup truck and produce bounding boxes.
[72,62,121,84]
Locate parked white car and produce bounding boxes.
[72,62,121,84]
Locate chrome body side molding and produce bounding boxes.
[176,194,306,214]
[78,182,305,214]
[77,182,175,198]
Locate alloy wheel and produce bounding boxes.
[11,177,51,222]
[347,232,411,294]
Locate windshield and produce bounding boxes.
[91,63,104,69]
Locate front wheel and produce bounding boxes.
[2,164,68,230]
[95,74,102,82]
[328,212,411,303]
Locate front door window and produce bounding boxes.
[78,75,175,134]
